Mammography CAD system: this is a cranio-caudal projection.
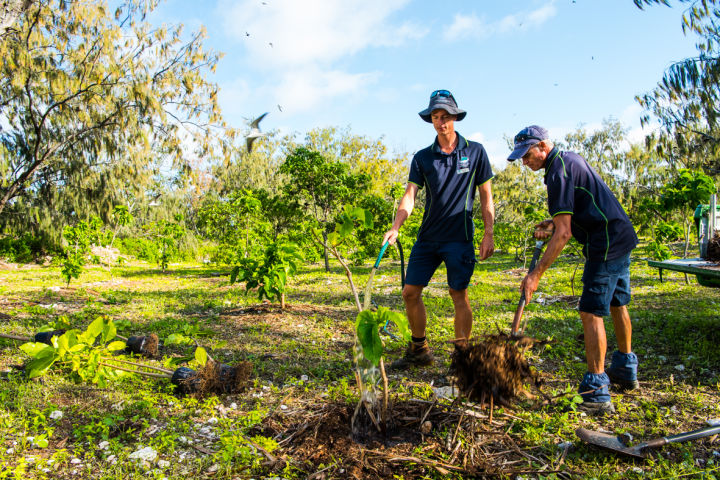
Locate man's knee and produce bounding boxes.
[402,284,423,303]
[448,287,468,303]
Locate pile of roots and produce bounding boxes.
[124,334,160,357]
[450,334,539,406]
[171,360,252,396]
[706,232,720,262]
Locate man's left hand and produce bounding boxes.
[478,233,494,260]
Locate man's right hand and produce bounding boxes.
[382,229,399,246]
[534,219,555,240]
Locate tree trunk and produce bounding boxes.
[322,230,330,272]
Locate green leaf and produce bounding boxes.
[19,342,49,357]
[102,320,117,344]
[194,347,208,366]
[355,311,383,366]
[106,340,127,352]
[80,317,104,344]
[376,307,411,342]
[165,333,193,346]
[25,352,58,379]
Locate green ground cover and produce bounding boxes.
[0,252,719,479]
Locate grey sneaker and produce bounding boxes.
[390,340,434,369]
[578,401,615,416]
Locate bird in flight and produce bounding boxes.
[246,112,269,152]
[277,104,282,112]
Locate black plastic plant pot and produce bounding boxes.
[124,336,147,355]
[33,330,66,345]
[171,367,201,395]
[217,363,235,393]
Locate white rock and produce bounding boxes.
[49,410,63,420]
[207,463,219,473]
[229,403,238,409]
[632,467,643,474]
[106,455,117,464]
[432,386,457,399]
[6,448,13,455]
[70,458,82,464]
[658,355,667,362]
[129,446,157,461]
[207,417,218,425]
[157,460,171,468]
[98,441,110,450]
[178,436,188,444]
[300,375,309,382]
[557,441,573,450]
[280,404,288,410]
[674,364,685,371]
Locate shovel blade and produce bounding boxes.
[576,427,646,458]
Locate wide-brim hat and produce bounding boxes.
[419,90,466,123]
[508,125,549,161]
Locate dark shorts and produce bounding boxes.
[579,253,632,316]
[405,240,476,290]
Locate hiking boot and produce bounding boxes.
[390,340,434,370]
[578,401,616,416]
[606,350,639,391]
[577,372,614,416]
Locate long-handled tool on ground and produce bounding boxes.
[576,422,720,458]
[510,239,545,337]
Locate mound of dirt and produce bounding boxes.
[449,334,540,406]
[706,232,720,262]
[171,360,252,396]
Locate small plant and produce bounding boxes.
[143,215,185,272]
[61,218,103,286]
[230,241,303,309]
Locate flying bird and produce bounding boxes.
[277,104,282,112]
[269,42,273,48]
[246,112,268,152]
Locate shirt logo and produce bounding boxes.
[457,156,470,174]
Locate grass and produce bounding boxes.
[0,251,719,479]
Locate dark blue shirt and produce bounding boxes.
[408,133,493,242]
[544,147,638,261]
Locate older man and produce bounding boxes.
[383,90,495,368]
[508,125,639,414]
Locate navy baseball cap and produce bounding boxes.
[508,125,549,161]
[419,90,466,123]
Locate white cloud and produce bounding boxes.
[444,2,557,42]
[273,67,381,114]
[221,0,423,69]
[217,0,423,115]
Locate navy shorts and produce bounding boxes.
[579,253,632,316]
[405,240,476,290]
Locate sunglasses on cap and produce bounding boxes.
[514,133,544,143]
[430,89,455,101]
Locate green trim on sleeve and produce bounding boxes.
[408,180,422,188]
[552,211,573,216]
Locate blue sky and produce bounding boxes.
[150,0,699,170]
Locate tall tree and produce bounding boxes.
[634,0,720,174]
[0,0,231,236]
[280,146,370,271]
[0,0,31,39]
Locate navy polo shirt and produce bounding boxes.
[408,133,493,242]
[543,147,638,261]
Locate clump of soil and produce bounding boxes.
[171,360,252,396]
[706,232,720,262]
[124,333,160,357]
[450,334,539,406]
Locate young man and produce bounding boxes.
[508,125,640,414]
[382,90,495,368]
